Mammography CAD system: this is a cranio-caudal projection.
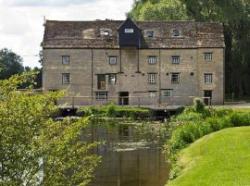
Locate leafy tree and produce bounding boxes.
[0,73,100,185]
[0,48,24,80]
[23,67,42,89]
[128,0,188,20]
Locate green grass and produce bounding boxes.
[168,127,250,186]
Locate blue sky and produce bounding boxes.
[0,0,134,67]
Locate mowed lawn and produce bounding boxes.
[168,127,250,186]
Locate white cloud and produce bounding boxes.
[1,0,97,7]
[0,0,134,67]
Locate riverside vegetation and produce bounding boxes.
[78,104,151,120]
[165,98,250,185]
[0,73,100,186]
[3,73,250,185]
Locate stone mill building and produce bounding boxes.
[42,18,225,107]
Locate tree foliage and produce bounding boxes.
[23,67,42,89]
[0,73,100,185]
[128,0,188,20]
[0,48,24,80]
[129,0,250,98]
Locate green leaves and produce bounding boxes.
[129,0,188,21]
[0,74,100,186]
[0,48,24,80]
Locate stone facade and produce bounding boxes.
[42,19,225,107]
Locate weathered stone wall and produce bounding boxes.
[43,47,224,106]
[197,48,224,104]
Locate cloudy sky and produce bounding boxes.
[0,0,134,67]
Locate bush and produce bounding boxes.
[165,107,250,180]
[212,108,233,117]
[79,104,151,120]
[193,97,205,113]
[175,112,203,122]
[230,112,250,126]
[106,103,116,117]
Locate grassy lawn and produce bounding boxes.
[168,127,250,186]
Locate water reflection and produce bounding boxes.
[87,119,170,186]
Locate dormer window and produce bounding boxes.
[101,30,110,36]
[172,29,181,37]
[100,28,112,36]
[146,30,154,38]
[124,28,134,33]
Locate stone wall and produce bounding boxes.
[43,47,224,106]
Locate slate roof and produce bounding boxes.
[42,19,225,49]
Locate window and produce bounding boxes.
[62,73,70,84]
[146,30,154,38]
[172,56,180,64]
[62,56,70,65]
[148,73,157,84]
[204,52,213,61]
[204,73,213,84]
[101,30,110,36]
[149,91,157,98]
[96,92,108,100]
[100,28,112,36]
[172,29,180,37]
[162,89,173,97]
[124,28,134,33]
[97,74,106,90]
[171,73,180,84]
[108,74,117,85]
[109,56,117,65]
[148,56,157,65]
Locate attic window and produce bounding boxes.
[100,28,112,36]
[146,30,154,38]
[124,28,134,33]
[172,29,181,37]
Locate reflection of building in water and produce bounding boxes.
[89,149,169,186]
[86,123,169,186]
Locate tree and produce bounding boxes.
[129,0,250,98]
[0,48,24,80]
[181,0,250,97]
[23,67,42,89]
[128,0,188,21]
[0,73,100,185]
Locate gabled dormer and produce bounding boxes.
[118,18,142,48]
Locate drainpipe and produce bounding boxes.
[91,49,94,105]
[158,49,162,106]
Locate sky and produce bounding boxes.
[0,0,134,67]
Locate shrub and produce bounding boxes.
[79,104,151,120]
[230,112,250,126]
[165,107,250,181]
[175,112,203,122]
[106,103,116,117]
[212,108,233,117]
[193,97,205,113]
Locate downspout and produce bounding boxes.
[91,49,94,104]
[119,48,122,73]
[223,47,225,105]
[158,49,162,106]
[137,48,140,73]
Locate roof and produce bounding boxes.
[42,19,225,49]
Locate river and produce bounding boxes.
[86,118,170,186]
